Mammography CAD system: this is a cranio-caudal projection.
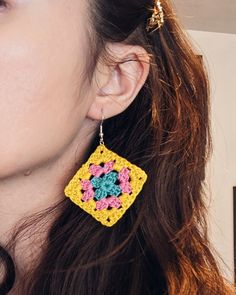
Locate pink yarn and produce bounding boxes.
[118,167,132,194]
[80,179,93,190]
[81,189,94,202]
[89,161,114,177]
[96,199,108,210]
[80,165,132,207]
[119,182,132,194]
[96,196,121,210]
[118,167,130,182]
[103,161,114,174]
[80,179,94,201]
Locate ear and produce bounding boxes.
[86,42,150,120]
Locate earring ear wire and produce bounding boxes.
[64,108,148,227]
[99,108,105,145]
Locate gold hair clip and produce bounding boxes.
[146,0,164,33]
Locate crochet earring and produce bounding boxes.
[64,109,148,227]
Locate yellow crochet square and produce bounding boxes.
[64,144,148,227]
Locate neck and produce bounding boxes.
[0,120,97,271]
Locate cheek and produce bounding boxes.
[0,8,90,178]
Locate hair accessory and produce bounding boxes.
[64,109,148,227]
[146,0,164,33]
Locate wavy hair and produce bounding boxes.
[1,0,235,294]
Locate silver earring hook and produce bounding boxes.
[99,108,105,145]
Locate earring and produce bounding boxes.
[64,109,148,227]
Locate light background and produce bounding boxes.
[170,0,236,282]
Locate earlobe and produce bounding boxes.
[86,44,150,121]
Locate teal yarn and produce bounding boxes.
[91,171,121,201]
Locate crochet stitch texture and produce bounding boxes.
[64,144,147,226]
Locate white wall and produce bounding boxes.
[186,30,236,281]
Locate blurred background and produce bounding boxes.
[173,0,236,282]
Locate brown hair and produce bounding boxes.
[1,0,235,294]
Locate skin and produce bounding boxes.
[0,0,150,277]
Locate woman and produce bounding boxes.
[0,0,235,294]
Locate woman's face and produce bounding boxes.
[0,0,95,179]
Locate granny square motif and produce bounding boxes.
[64,144,148,227]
